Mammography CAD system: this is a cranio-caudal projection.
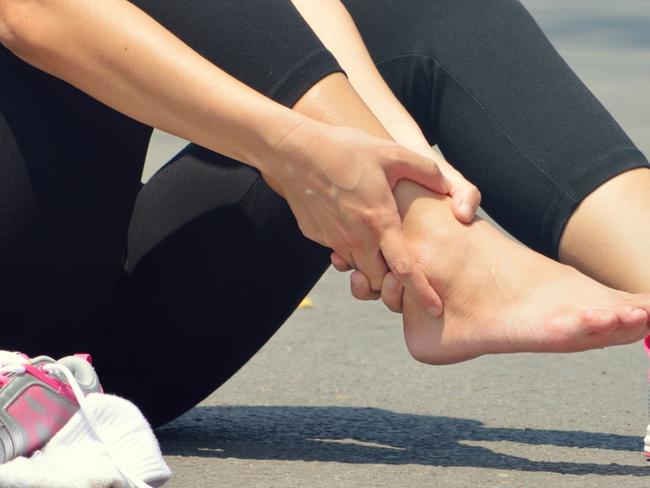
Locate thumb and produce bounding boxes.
[384,147,451,195]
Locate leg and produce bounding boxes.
[91,0,650,426]
[95,144,331,427]
[396,182,650,364]
[341,0,649,259]
[0,0,341,428]
[560,168,650,294]
[100,70,650,426]
[91,0,343,427]
[336,0,650,362]
[293,78,650,366]
[0,45,151,355]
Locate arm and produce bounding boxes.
[0,0,299,169]
[291,0,481,222]
[0,0,448,314]
[291,0,482,311]
[290,0,428,150]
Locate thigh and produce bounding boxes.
[343,0,649,258]
[95,147,330,427]
[92,1,340,426]
[0,46,151,355]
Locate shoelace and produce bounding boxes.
[0,352,31,387]
[0,353,153,488]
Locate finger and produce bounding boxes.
[384,147,450,195]
[380,228,443,316]
[330,252,353,272]
[350,270,381,301]
[450,179,481,223]
[331,246,356,273]
[353,249,389,291]
[381,272,404,313]
[425,153,481,223]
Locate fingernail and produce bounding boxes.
[427,305,442,317]
[385,274,399,290]
[351,272,365,285]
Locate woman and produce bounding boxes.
[0,0,648,444]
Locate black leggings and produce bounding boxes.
[0,0,647,427]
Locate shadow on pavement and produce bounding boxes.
[157,405,649,476]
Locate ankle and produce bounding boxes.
[393,180,478,296]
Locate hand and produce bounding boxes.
[331,143,481,312]
[266,119,452,316]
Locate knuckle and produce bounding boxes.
[357,207,377,226]
[369,279,384,291]
[383,298,401,313]
[330,239,346,252]
[412,276,432,295]
[428,160,441,174]
[345,235,363,251]
[296,222,322,245]
[331,255,351,271]
[412,250,430,270]
[473,187,482,204]
[405,273,431,299]
[351,289,365,300]
[302,229,319,243]
[382,291,403,313]
[391,259,413,279]
[358,210,388,237]
[333,237,354,254]
[384,143,404,162]
[351,287,370,301]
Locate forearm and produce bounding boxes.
[290,0,429,151]
[0,0,305,172]
[292,0,481,289]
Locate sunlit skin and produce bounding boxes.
[289,1,650,364]
[293,73,650,364]
[2,0,648,365]
[0,0,456,317]
[560,167,650,295]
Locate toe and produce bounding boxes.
[578,308,619,335]
[610,327,650,347]
[616,306,648,329]
[635,293,650,314]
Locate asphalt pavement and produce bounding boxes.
[144,1,650,486]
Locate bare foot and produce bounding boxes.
[396,182,650,365]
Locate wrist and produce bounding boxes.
[383,122,432,154]
[394,137,436,160]
[245,107,313,176]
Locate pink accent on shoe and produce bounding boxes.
[74,353,93,365]
[6,385,78,454]
[23,365,77,404]
[645,336,650,356]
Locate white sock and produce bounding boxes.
[0,393,172,488]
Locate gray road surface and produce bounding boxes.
[146,1,650,486]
